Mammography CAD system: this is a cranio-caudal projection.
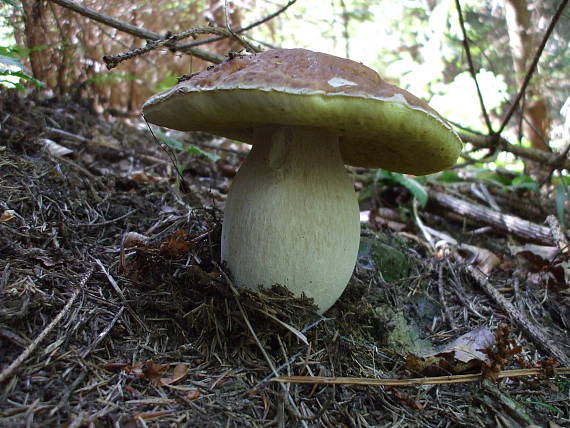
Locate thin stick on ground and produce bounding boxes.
[462,262,570,365]
[0,268,93,384]
[272,367,570,387]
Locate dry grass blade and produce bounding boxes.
[273,367,570,387]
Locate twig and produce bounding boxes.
[103,26,256,70]
[177,0,297,50]
[454,0,493,134]
[545,214,569,255]
[272,367,570,387]
[437,263,458,330]
[460,132,570,170]
[222,0,261,54]
[497,0,569,135]
[94,258,149,333]
[75,209,137,227]
[80,306,125,358]
[428,189,555,245]
[46,0,224,64]
[0,268,93,384]
[462,262,570,365]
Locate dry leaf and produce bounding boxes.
[41,138,73,156]
[126,361,168,385]
[159,229,190,258]
[458,244,500,274]
[0,210,16,223]
[159,364,189,386]
[183,389,201,400]
[405,326,495,375]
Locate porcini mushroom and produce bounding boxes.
[143,48,462,313]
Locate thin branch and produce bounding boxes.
[0,268,93,384]
[272,367,570,387]
[462,260,570,365]
[497,0,569,135]
[454,0,493,134]
[46,0,224,64]
[176,0,297,50]
[459,132,570,170]
[103,26,253,69]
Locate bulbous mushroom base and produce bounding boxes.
[221,126,360,313]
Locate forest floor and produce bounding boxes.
[1,89,569,427]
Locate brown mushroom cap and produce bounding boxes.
[143,48,462,175]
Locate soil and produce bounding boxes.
[1,88,569,427]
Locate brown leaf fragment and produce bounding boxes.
[130,171,161,184]
[101,362,129,371]
[126,361,168,385]
[405,326,495,376]
[183,389,201,400]
[392,389,425,410]
[131,410,176,420]
[159,364,189,386]
[513,244,568,288]
[458,244,500,274]
[159,229,190,258]
[0,209,16,222]
[481,324,523,382]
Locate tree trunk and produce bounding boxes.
[504,0,551,153]
[21,0,49,82]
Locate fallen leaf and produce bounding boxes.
[458,244,500,274]
[126,361,168,385]
[405,326,495,375]
[41,138,73,156]
[183,389,201,400]
[160,364,189,386]
[159,229,190,258]
[0,209,16,222]
[513,244,568,288]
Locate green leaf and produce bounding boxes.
[375,170,428,207]
[0,69,45,89]
[390,172,428,207]
[153,130,220,162]
[555,183,568,227]
[510,175,539,192]
[435,170,462,183]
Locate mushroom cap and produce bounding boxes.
[143,48,462,175]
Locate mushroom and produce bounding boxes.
[143,48,462,313]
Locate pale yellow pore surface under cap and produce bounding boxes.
[143,48,462,175]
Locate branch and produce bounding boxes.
[46,0,224,64]
[459,132,570,171]
[103,26,255,69]
[454,0,493,134]
[497,0,569,135]
[176,0,297,50]
[428,189,555,245]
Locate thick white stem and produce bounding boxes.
[221,126,360,312]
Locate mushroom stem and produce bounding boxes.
[221,126,360,313]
